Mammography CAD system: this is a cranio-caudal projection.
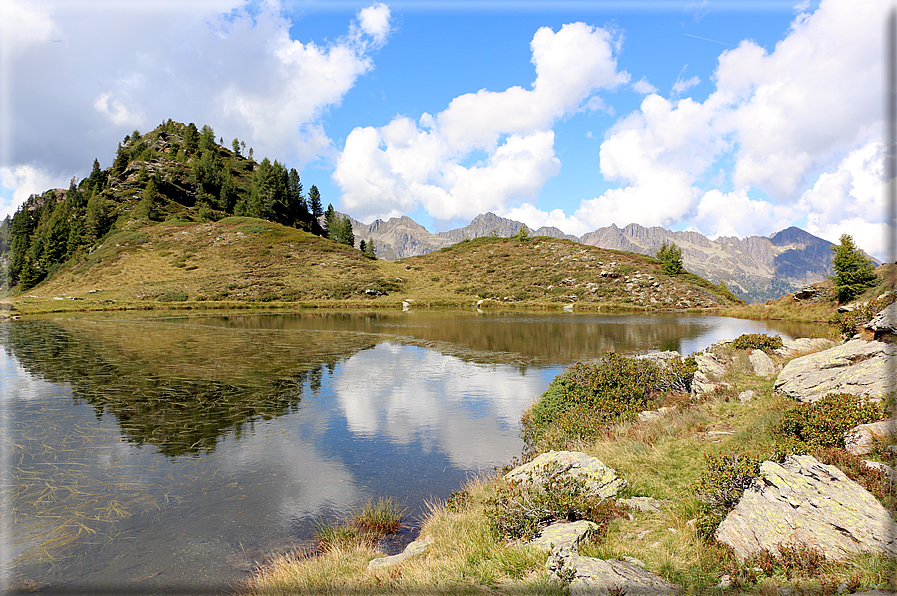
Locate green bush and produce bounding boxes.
[484,466,624,541]
[724,543,828,587]
[774,393,886,453]
[158,290,188,302]
[694,451,762,539]
[833,293,897,337]
[523,352,696,449]
[731,333,783,352]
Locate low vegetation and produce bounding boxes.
[242,324,896,595]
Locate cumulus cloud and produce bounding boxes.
[558,0,887,245]
[0,165,70,217]
[334,21,629,225]
[631,77,657,94]
[1,0,391,218]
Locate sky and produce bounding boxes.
[0,0,892,260]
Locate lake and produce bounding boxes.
[0,310,823,594]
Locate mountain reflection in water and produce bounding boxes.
[0,310,823,593]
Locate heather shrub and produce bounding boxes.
[774,393,886,453]
[731,333,783,352]
[483,465,624,541]
[833,292,897,337]
[694,451,763,539]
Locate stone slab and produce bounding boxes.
[505,451,626,499]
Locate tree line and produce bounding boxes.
[0,120,375,291]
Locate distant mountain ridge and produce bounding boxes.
[347,212,848,303]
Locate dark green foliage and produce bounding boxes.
[724,543,827,586]
[308,185,323,219]
[445,489,472,512]
[158,290,188,302]
[656,241,684,275]
[183,123,199,154]
[834,292,897,336]
[831,234,877,303]
[774,393,886,453]
[484,464,624,541]
[231,138,241,156]
[523,353,696,449]
[694,452,762,538]
[363,238,376,258]
[731,333,784,352]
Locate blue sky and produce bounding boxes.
[1,0,891,259]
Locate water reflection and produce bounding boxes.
[0,310,826,593]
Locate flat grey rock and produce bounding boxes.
[774,339,896,403]
[505,451,626,499]
[749,349,776,378]
[738,390,756,403]
[845,419,897,455]
[865,303,897,337]
[548,553,679,595]
[715,455,897,561]
[367,537,432,570]
[530,520,598,553]
[618,496,669,514]
[773,337,836,357]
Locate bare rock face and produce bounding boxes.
[505,451,626,499]
[548,553,680,595]
[530,520,598,553]
[715,454,897,561]
[773,337,836,357]
[748,349,776,377]
[865,303,897,339]
[845,419,897,456]
[691,351,729,399]
[773,339,896,403]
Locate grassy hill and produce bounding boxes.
[6,216,745,316]
[0,120,742,316]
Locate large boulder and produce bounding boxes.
[530,520,598,553]
[691,352,729,399]
[548,552,680,595]
[748,349,776,378]
[773,339,896,403]
[773,337,836,357]
[715,454,897,561]
[505,451,626,499]
[865,302,897,339]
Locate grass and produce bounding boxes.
[8,219,744,316]
[314,497,407,553]
[242,334,897,595]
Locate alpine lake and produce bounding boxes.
[0,309,825,594]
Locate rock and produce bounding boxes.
[774,339,896,403]
[793,286,828,301]
[773,337,837,357]
[505,451,627,499]
[548,552,680,595]
[637,407,675,422]
[715,454,897,561]
[748,349,776,377]
[637,351,682,365]
[717,574,732,588]
[845,419,897,455]
[618,497,669,514]
[691,351,730,399]
[530,520,598,553]
[367,537,433,570]
[738,390,756,403]
[865,303,897,338]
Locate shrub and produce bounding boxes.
[484,466,624,541]
[694,451,762,539]
[833,292,897,337]
[774,393,886,453]
[158,290,188,302]
[314,497,405,552]
[731,333,783,352]
[523,352,696,449]
[445,489,472,512]
[725,543,827,586]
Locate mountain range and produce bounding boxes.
[347,212,844,304]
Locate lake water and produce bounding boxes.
[0,310,823,594]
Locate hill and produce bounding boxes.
[347,212,848,304]
[0,121,740,314]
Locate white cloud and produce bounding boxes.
[499,202,590,236]
[0,165,70,218]
[631,77,657,94]
[565,0,888,243]
[334,21,628,224]
[798,141,891,260]
[672,74,700,95]
[2,1,391,212]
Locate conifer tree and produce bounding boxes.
[656,242,684,275]
[309,186,323,220]
[830,234,877,302]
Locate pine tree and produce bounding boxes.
[363,238,376,258]
[309,186,323,220]
[656,242,684,275]
[831,234,877,302]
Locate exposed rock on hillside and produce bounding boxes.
[505,451,626,499]
[845,419,897,456]
[773,339,896,402]
[715,454,897,561]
